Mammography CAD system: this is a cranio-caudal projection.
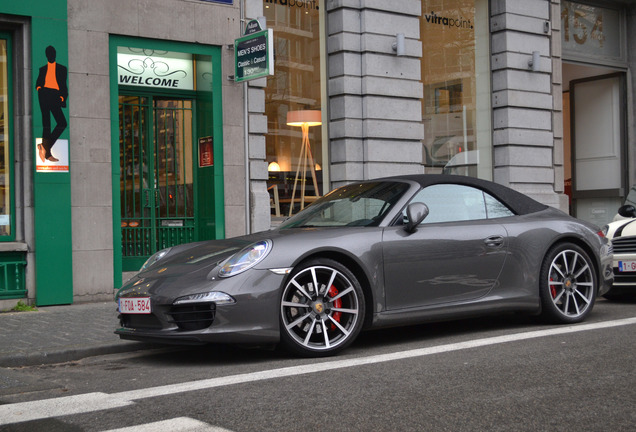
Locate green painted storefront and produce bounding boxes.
[1,0,72,305]
[1,4,226,303]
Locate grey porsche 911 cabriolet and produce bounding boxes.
[115,174,613,357]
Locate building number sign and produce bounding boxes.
[561,1,621,60]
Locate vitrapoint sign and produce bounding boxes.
[117,47,194,90]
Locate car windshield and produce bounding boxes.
[278,181,410,229]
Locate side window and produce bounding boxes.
[408,184,487,224]
[405,184,514,224]
[0,36,12,239]
[484,193,514,219]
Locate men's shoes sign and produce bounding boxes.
[234,19,274,82]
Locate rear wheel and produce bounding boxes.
[539,243,597,323]
[280,258,365,357]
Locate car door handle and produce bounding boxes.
[484,235,504,248]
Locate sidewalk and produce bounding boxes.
[0,302,157,367]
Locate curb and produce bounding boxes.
[0,342,159,368]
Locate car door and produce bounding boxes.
[383,183,511,310]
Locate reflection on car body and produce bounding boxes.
[116,174,613,357]
[422,274,498,288]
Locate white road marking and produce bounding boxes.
[1,317,636,426]
[0,392,133,425]
[103,417,233,432]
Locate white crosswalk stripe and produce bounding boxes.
[102,417,233,432]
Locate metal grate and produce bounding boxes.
[0,252,27,298]
[611,236,636,254]
[119,96,195,260]
[612,269,636,285]
[168,304,216,331]
[119,313,163,330]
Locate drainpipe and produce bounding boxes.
[243,82,250,234]
[240,0,251,234]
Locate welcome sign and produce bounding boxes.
[117,47,194,91]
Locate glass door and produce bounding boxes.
[570,74,626,227]
[119,95,196,270]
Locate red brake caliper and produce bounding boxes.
[550,277,557,298]
[328,285,342,330]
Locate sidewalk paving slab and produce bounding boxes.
[0,302,157,368]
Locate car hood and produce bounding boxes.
[134,233,272,279]
[117,226,383,300]
[606,217,636,240]
[116,235,267,297]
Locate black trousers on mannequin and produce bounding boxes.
[38,87,67,158]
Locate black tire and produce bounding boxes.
[539,243,597,323]
[279,258,365,357]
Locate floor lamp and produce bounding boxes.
[286,110,321,216]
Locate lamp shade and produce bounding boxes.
[286,110,322,127]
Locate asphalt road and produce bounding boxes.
[1,298,636,432]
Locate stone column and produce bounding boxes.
[244,0,273,233]
[491,0,567,211]
[326,0,424,188]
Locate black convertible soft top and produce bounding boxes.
[379,174,549,216]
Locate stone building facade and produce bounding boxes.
[0,0,633,306]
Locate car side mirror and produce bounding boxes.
[618,204,636,218]
[404,202,429,233]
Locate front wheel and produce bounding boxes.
[280,259,365,357]
[539,243,597,323]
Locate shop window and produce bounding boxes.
[421,0,492,179]
[263,0,325,219]
[0,37,13,239]
[0,36,24,298]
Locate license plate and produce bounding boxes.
[618,261,636,272]
[119,297,152,314]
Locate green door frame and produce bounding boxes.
[109,36,225,288]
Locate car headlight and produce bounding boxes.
[140,247,172,271]
[219,240,272,278]
[173,291,236,305]
[601,225,609,237]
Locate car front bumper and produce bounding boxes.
[115,269,286,345]
[611,253,636,290]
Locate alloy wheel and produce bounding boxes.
[280,264,362,355]
[546,248,595,319]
